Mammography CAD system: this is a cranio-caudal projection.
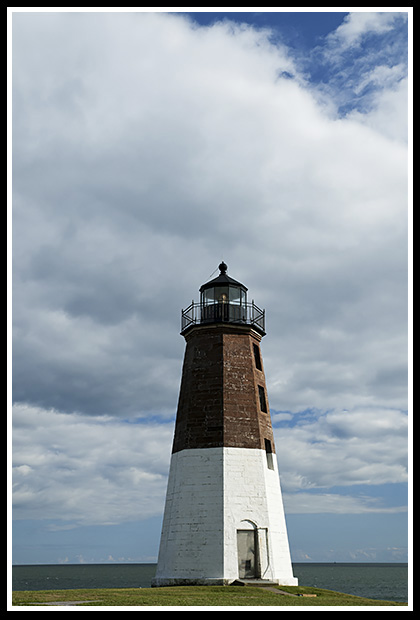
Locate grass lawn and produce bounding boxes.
[12,585,408,607]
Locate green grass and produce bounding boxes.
[12,585,407,607]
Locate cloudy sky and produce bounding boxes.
[11,9,410,565]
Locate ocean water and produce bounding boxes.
[293,563,408,603]
[12,562,408,603]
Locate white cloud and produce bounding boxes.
[13,12,408,418]
[12,402,408,525]
[347,76,408,141]
[274,407,408,493]
[325,12,407,52]
[307,11,408,138]
[283,491,407,515]
[11,12,409,530]
[12,404,174,525]
[353,63,407,95]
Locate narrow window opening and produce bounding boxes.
[264,438,274,470]
[253,343,262,371]
[258,385,267,413]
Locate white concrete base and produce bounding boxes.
[152,447,297,587]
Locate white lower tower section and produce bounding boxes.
[152,447,297,586]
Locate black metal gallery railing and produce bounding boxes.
[181,301,265,334]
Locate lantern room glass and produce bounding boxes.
[201,286,247,307]
[200,283,247,324]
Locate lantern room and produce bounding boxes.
[200,261,247,324]
[181,262,265,336]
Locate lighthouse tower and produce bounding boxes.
[152,263,297,586]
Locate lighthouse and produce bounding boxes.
[152,263,297,586]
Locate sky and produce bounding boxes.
[10,8,411,566]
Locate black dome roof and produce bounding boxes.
[199,262,248,292]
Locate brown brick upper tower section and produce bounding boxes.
[172,264,275,455]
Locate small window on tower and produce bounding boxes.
[258,385,267,413]
[253,343,262,371]
[264,438,274,470]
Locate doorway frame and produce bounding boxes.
[236,521,261,580]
